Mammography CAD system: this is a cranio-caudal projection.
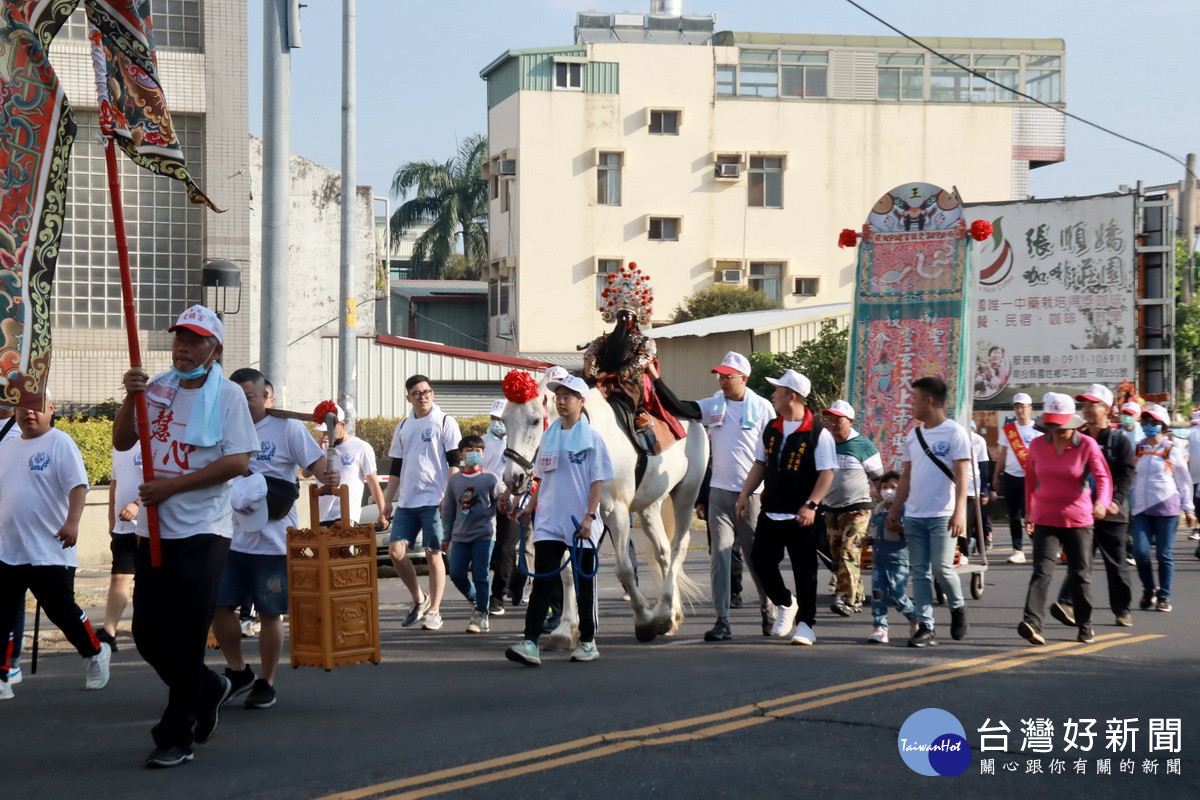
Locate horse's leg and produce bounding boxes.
[546,555,578,651]
[653,441,707,636]
[641,498,680,637]
[609,507,655,641]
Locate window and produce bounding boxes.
[748,262,784,304]
[61,2,202,51]
[877,53,924,100]
[716,65,735,96]
[489,275,512,317]
[555,61,583,90]
[489,174,499,201]
[738,50,778,97]
[648,217,680,241]
[596,258,622,302]
[500,179,513,213]
[780,52,827,98]
[54,112,203,331]
[793,277,819,297]
[649,110,680,135]
[1025,55,1062,103]
[972,55,1020,102]
[597,152,622,205]
[748,156,784,209]
[929,55,971,102]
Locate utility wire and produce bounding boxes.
[842,0,1198,184]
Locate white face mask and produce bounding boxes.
[880,488,896,501]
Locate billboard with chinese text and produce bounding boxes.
[968,194,1136,408]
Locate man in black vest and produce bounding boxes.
[736,370,836,646]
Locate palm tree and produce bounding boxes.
[389,134,489,280]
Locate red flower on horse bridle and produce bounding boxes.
[502,370,540,405]
[312,399,340,424]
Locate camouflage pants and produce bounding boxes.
[826,509,871,605]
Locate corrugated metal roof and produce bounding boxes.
[713,31,1064,51]
[517,352,586,370]
[390,280,487,298]
[649,303,852,339]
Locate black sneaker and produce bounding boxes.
[244,678,276,709]
[145,745,194,769]
[1049,602,1076,627]
[488,597,506,616]
[1156,598,1173,613]
[1017,620,1046,646]
[402,595,431,628]
[223,666,255,705]
[1077,626,1095,644]
[729,593,743,609]
[908,624,937,648]
[703,620,732,641]
[830,600,853,617]
[194,673,232,744]
[950,606,969,640]
[95,628,118,653]
[1139,590,1157,611]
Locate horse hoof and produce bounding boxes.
[545,632,574,651]
[652,617,674,636]
[634,625,658,643]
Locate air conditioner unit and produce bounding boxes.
[496,315,514,339]
[714,162,741,179]
[497,159,517,176]
[718,269,743,284]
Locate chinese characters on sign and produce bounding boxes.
[970,195,1136,406]
[976,717,1183,776]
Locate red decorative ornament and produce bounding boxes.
[502,370,540,404]
[312,399,340,424]
[838,228,858,249]
[969,219,994,241]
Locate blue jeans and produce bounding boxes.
[1131,513,1177,599]
[904,516,964,627]
[390,505,444,550]
[871,538,916,629]
[450,539,494,614]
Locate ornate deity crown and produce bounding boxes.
[599,262,654,325]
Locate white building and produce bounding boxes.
[480,10,1065,358]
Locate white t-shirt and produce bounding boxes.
[0,428,90,567]
[0,416,19,445]
[533,421,614,545]
[998,420,1041,478]
[111,445,142,535]
[234,415,325,555]
[136,377,260,540]
[753,417,837,520]
[902,419,972,518]
[388,407,462,508]
[318,436,378,524]
[482,431,508,478]
[967,432,989,497]
[697,392,775,493]
[1187,426,1200,485]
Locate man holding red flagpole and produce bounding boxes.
[113,306,258,768]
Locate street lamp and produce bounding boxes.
[202,259,242,317]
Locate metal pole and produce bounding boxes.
[1182,154,1196,304]
[262,0,291,403]
[339,0,358,429]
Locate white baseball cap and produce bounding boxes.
[1040,392,1083,428]
[822,400,855,420]
[765,369,811,398]
[547,374,589,398]
[1190,408,1200,423]
[1012,392,1033,406]
[490,399,508,418]
[1120,401,1142,416]
[1075,384,1114,407]
[712,351,751,377]
[313,402,346,432]
[1141,403,1170,426]
[542,366,569,386]
[230,473,269,532]
[169,304,224,343]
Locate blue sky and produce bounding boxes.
[247,1,1199,205]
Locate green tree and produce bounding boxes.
[389,134,489,280]
[746,319,849,411]
[1175,238,1200,406]
[669,285,778,324]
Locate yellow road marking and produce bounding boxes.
[315,633,1160,800]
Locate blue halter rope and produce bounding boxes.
[516,503,601,580]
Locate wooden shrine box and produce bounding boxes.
[286,484,381,670]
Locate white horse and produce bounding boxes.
[503,383,708,644]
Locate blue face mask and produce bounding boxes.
[464,450,484,468]
[1142,423,1162,438]
[170,343,216,380]
[489,420,506,437]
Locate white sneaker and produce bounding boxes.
[790,622,816,646]
[770,599,798,638]
[1007,550,1027,564]
[1190,531,1200,541]
[466,611,483,634]
[7,657,22,685]
[570,641,600,662]
[0,680,12,700]
[868,626,889,644]
[85,642,111,690]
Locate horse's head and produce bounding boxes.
[502,393,548,497]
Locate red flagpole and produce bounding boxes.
[103,140,162,567]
